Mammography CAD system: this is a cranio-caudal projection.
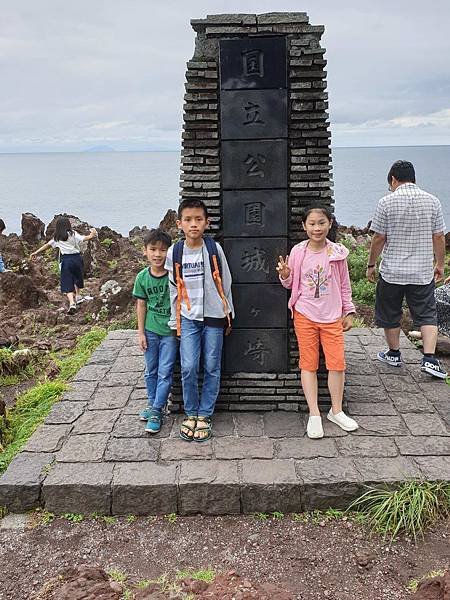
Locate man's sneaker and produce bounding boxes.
[421,357,448,379]
[377,349,402,367]
[327,410,359,432]
[68,303,77,315]
[75,295,84,304]
[139,407,152,421]
[307,415,324,439]
[145,408,162,434]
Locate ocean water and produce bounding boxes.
[0,146,449,235]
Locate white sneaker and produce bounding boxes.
[75,295,84,304]
[327,410,358,432]
[307,415,324,439]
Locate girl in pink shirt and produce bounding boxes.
[277,206,359,439]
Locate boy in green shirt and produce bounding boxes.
[132,229,178,433]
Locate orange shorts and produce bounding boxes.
[293,311,346,372]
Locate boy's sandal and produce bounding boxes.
[180,416,197,442]
[193,416,212,442]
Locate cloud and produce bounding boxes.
[1,0,450,150]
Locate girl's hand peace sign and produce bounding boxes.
[276,255,291,280]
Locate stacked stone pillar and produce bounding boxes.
[175,13,333,411]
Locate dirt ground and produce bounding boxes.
[0,514,449,600]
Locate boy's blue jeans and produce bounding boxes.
[179,317,224,417]
[144,329,178,410]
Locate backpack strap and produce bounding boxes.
[204,237,231,329]
[172,240,191,336]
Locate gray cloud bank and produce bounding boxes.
[1,0,450,151]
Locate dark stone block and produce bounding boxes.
[222,140,287,189]
[42,462,114,515]
[396,436,450,456]
[220,37,287,90]
[179,460,240,515]
[413,456,450,480]
[221,89,287,139]
[224,329,288,373]
[353,457,421,483]
[45,401,87,424]
[233,413,264,436]
[241,459,301,513]
[277,438,337,459]
[56,433,109,462]
[112,462,177,515]
[336,436,398,458]
[223,190,287,237]
[23,424,72,453]
[214,437,274,459]
[224,237,287,283]
[0,453,55,512]
[231,284,288,329]
[88,386,133,410]
[263,412,306,437]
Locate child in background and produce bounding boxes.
[165,199,234,442]
[133,229,178,433]
[0,219,6,273]
[30,216,96,313]
[277,205,359,439]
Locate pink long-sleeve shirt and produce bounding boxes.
[280,239,355,323]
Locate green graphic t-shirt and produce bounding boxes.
[132,268,171,336]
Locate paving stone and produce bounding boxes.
[402,413,449,436]
[241,459,301,513]
[179,460,240,515]
[214,437,274,459]
[113,414,173,438]
[23,424,72,453]
[343,375,381,387]
[344,387,389,403]
[433,401,450,427]
[72,409,121,434]
[99,372,141,387]
[277,438,337,459]
[112,462,177,514]
[321,420,350,437]
[346,401,398,416]
[107,330,134,340]
[42,462,114,515]
[61,382,97,402]
[100,339,127,350]
[418,382,450,402]
[56,434,109,462]
[233,413,264,437]
[104,438,159,461]
[72,364,111,382]
[372,361,409,375]
[397,349,423,364]
[160,439,213,460]
[380,375,419,393]
[87,351,120,365]
[130,389,148,401]
[296,457,361,510]
[211,412,235,436]
[263,412,305,437]
[345,360,377,375]
[336,436,398,458]
[413,456,450,480]
[0,453,55,512]
[88,386,133,410]
[109,355,145,373]
[396,436,450,456]
[118,345,143,357]
[353,416,408,436]
[0,513,29,530]
[389,393,435,413]
[353,457,421,483]
[45,401,87,424]
[123,399,146,415]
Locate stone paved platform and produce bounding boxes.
[1,328,449,515]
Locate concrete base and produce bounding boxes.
[1,328,449,515]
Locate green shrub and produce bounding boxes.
[101,238,114,248]
[351,279,377,306]
[349,480,450,541]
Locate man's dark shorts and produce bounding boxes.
[375,277,437,329]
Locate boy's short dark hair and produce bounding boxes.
[0,219,5,233]
[177,199,209,220]
[387,160,416,184]
[143,228,172,249]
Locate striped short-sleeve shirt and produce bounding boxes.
[371,183,446,285]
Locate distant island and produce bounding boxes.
[84,145,116,153]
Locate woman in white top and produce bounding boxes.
[30,217,97,314]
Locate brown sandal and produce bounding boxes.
[193,416,212,442]
[179,416,197,442]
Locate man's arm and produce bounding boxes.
[366,233,386,283]
[433,232,445,283]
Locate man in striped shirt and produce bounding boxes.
[367,160,447,379]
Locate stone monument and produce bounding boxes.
[174,13,333,411]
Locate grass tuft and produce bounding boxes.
[349,480,450,541]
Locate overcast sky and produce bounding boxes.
[1,0,450,152]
